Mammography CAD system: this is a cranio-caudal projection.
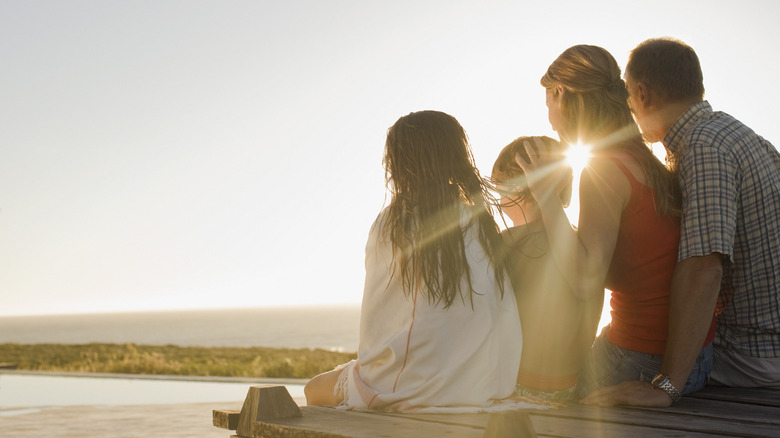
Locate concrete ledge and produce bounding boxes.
[0,369,308,385]
[3,402,247,438]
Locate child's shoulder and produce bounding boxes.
[502,222,548,256]
[501,221,546,239]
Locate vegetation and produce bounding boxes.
[0,343,355,379]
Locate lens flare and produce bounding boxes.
[565,142,592,175]
[563,142,592,227]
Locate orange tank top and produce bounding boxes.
[605,156,715,354]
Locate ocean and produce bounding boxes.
[0,305,361,352]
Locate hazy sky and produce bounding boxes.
[2,0,779,316]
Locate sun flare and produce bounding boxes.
[565,142,592,176]
[562,142,592,228]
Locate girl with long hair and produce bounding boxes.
[304,110,521,412]
[515,45,713,398]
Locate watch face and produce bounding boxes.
[651,374,667,386]
[651,374,681,401]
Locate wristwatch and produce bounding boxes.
[651,373,682,402]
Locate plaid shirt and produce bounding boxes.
[665,101,780,357]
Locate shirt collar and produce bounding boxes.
[663,100,712,153]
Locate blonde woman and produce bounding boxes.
[515,45,714,399]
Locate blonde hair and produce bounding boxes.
[541,45,680,216]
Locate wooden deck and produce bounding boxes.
[213,385,780,437]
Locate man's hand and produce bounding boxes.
[580,381,673,407]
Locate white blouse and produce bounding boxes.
[337,206,523,413]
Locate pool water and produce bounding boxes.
[0,373,305,410]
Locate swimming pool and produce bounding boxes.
[0,372,305,412]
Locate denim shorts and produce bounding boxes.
[576,327,713,398]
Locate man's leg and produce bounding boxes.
[711,343,780,388]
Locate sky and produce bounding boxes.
[2,0,779,316]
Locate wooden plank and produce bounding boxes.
[533,402,780,438]
[373,411,495,429]
[222,405,746,438]
[528,414,734,438]
[483,411,536,438]
[378,410,734,438]
[237,386,302,437]
[213,409,240,430]
[646,397,780,425]
[689,386,780,407]
[248,406,486,438]
[216,384,780,438]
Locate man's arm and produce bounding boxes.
[581,253,722,407]
[662,253,722,391]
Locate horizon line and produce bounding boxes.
[0,302,362,318]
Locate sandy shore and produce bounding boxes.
[2,396,307,437]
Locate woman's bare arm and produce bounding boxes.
[516,139,628,300]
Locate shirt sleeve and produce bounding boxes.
[677,130,738,263]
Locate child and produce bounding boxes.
[492,136,602,403]
[304,111,522,412]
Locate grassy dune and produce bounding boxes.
[0,343,356,379]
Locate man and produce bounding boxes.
[583,37,780,407]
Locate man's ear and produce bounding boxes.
[635,82,653,108]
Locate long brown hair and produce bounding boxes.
[382,110,506,308]
[541,45,680,216]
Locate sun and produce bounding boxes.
[565,142,592,176]
[562,142,592,227]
